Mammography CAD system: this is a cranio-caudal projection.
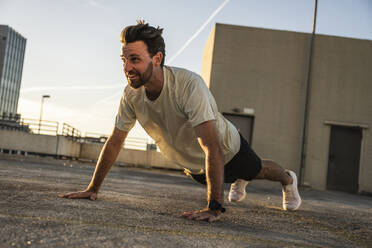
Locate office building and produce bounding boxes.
[0,25,26,119]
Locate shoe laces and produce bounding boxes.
[283,184,296,202]
[231,180,246,192]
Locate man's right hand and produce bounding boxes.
[58,128,127,202]
[58,190,97,200]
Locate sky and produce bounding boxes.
[1,0,371,139]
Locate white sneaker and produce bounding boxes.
[228,179,249,202]
[282,170,302,210]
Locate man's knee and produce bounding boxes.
[254,159,275,179]
[254,166,266,179]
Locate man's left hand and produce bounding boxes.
[181,208,222,222]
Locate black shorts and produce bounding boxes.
[187,133,262,184]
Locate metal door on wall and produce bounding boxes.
[223,113,254,145]
[327,125,362,193]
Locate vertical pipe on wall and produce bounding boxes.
[299,0,318,185]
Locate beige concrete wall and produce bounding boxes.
[0,130,81,158]
[79,142,180,170]
[0,130,179,171]
[79,142,102,160]
[201,25,216,89]
[0,129,58,155]
[202,23,372,193]
[202,23,311,173]
[56,135,81,158]
[303,35,372,192]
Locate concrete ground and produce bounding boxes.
[0,156,371,248]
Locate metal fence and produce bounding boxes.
[62,123,81,140]
[83,132,108,143]
[82,132,151,151]
[123,136,149,151]
[0,115,155,151]
[23,118,59,136]
[0,115,59,135]
[0,115,29,132]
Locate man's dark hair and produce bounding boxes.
[120,20,166,67]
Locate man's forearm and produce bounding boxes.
[194,120,225,206]
[86,137,125,193]
[205,150,225,204]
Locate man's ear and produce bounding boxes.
[153,51,163,67]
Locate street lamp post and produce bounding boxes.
[38,95,50,134]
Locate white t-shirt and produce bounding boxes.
[115,66,240,173]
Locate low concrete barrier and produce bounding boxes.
[80,142,179,170]
[0,130,58,155]
[56,135,81,158]
[0,129,180,170]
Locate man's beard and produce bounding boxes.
[126,62,153,89]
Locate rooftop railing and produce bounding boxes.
[0,115,156,151]
[62,123,81,141]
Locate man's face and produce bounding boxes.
[121,41,154,89]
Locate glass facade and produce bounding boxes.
[0,25,26,118]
